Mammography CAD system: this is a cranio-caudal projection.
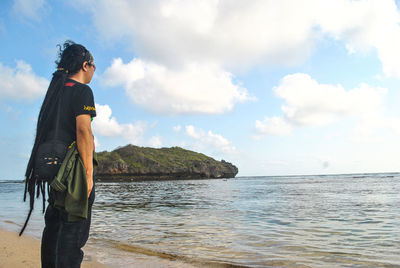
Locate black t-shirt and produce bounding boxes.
[45,78,96,145]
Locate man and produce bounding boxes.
[22,41,97,268]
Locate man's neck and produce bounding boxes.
[68,72,86,84]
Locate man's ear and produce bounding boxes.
[82,61,89,72]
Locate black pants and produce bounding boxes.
[41,184,95,268]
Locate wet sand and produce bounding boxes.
[0,228,108,268]
[0,227,199,268]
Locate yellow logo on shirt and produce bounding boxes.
[83,105,96,111]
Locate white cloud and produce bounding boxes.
[255,116,292,136]
[315,0,400,78]
[255,73,392,137]
[275,73,386,126]
[102,58,250,115]
[348,115,400,143]
[94,136,100,149]
[185,125,236,154]
[75,0,317,68]
[0,61,48,101]
[173,125,182,132]
[78,0,400,78]
[92,103,146,144]
[148,135,162,148]
[385,117,400,134]
[12,0,46,21]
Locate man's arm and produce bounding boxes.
[76,114,94,197]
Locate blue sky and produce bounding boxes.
[1,0,400,179]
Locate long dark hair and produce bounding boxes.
[20,40,94,235]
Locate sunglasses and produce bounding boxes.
[87,61,96,71]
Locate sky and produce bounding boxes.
[1,0,400,179]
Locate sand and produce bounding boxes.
[0,228,108,268]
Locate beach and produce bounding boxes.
[0,227,197,268]
[0,228,108,268]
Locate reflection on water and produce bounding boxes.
[88,174,400,267]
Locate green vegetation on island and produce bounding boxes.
[95,144,238,181]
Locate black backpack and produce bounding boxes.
[20,90,68,235]
[34,88,69,183]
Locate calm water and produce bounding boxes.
[1,173,400,267]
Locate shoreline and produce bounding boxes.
[0,227,109,268]
[0,226,199,268]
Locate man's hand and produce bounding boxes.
[76,114,94,198]
[86,169,93,197]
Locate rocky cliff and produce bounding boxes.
[95,145,238,181]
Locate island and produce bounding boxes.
[95,144,239,182]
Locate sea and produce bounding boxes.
[1,173,400,267]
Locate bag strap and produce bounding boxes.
[53,86,64,139]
